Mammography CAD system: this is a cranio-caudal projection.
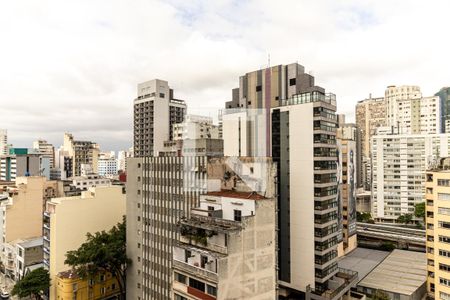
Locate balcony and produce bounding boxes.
[173,259,218,282]
[306,268,358,300]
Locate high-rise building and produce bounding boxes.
[336,117,358,256]
[436,87,450,133]
[62,133,99,176]
[223,63,356,299]
[171,176,277,300]
[52,147,73,180]
[0,129,7,156]
[355,95,386,189]
[133,79,186,157]
[385,85,440,135]
[128,90,222,300]
[425,158,450,299]
[0,148,43,181]
[44,186,126,300]
[372,134,450,223]
[172,115,219,141]
[33,139,55,168]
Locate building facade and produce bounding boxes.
[172,189,277,300]
[33,139,55,169]
[372,134,450,222]
[223,63,355,299]
[133,79,186,157]
[425,158,450,299]
[173,115,219,141]
[0,129,7,156]
[63,133,99,177]
[436,87,450,133]
[44,186,126,300]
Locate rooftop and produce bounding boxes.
[357,249,426,296]
[17,237,43,249]
[57,270,80,279]
[338,248,390,282]
[206,190,266,200]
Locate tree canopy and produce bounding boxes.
[414,202,425,220]
[11,267,50,299]
[397,213,413,224]
[65,217,129,299]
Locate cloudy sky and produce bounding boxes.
[1,0,449,151]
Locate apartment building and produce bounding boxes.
[173,115,219,141]
[63,133,99,176]
[172,188,277,300]
[372,134,450,223]
[222,63,356,299]
[33,139,55,168]
[436,87,450,133]
[15,237,43,280]
[0,129,7,156]
[97,152,118,177]
[425,158,450,299]
[44,185,126,300]
[55,270,120,299]
[336,120,358,256]
[0,148,42,181]
[52,147,73,180]
[0,177,56,279]
[133,79,186,157]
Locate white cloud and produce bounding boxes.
[0,0,449,150]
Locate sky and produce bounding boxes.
[1,0,449,151]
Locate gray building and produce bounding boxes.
[223,63,355,299]
[436,87,450,133]
[133,79,186,157]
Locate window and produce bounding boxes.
[201,255,208,268]
[256,85,262,92]
[439,221,450,229]
[439,207,450,216]
[440,277,450,287]
[440,263,450,272]
[234,210,242,222]
[174,272,187,284]
[289,78,296,86]
[111,283,116,290]
[189,278,205,292]
[440,236,450,244]
[207,206,214,211]
[175,294,187,300]
[438,193,450,201]
[159,93,165,98]
[440,249,450,258]
[440,291,450,300]
[184,250,191,263]
[100,287,106,295]
[207,284,217,296]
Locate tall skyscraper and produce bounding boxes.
[372,134,450,222]
[33,139,55,168]
[0,129,7,156]
[133,79,186,157]
[436,87,450,132]
[223,63,356,299]
[127,80,221,299]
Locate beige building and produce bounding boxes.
[425,158,450,299]
[63,133,99,176]
[33,139,55,168]
[172,189,277,299]
[43,185,126,300]
[0,176,57,279]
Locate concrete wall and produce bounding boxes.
[48,186,126,300]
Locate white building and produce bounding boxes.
[52,147,72,180]
[372,134,450,222]
[385,85,440,134]
[172,114,219,140]
[98,152,118,177]
[71,174,111,191]
[133,79,186,157]
[117,150,132,172]
[0,129,7,156]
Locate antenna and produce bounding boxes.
[268,54,270,68]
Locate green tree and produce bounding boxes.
[65,217,130,299]
[380,241,395,251]
[357,212,373,223]
[11,267,50,299]
[372,289,390,300]
[414,202,425,220]
[397,213,413,224]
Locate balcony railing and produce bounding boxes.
[307,268,358,300]
[173,259,218,282]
